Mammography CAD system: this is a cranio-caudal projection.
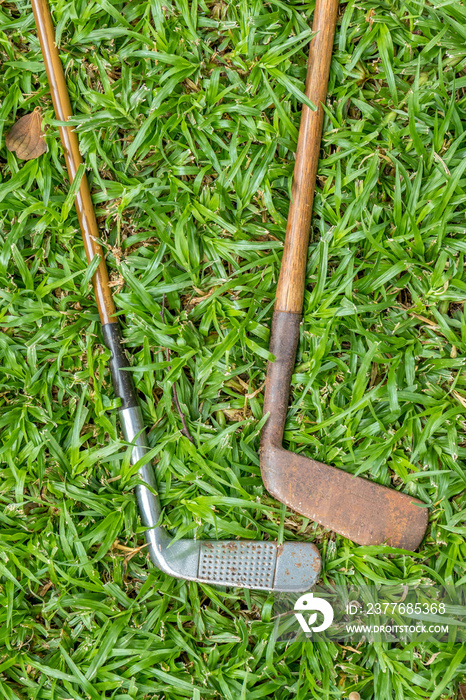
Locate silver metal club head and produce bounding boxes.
[120,406,321,591]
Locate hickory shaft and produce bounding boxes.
[275,0,339,314]
[31,0,116,325]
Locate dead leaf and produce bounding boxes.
[453,391,466,409]
[39,580,53,597]
[458,683,466,699]
[339,644,361,654]
[223,409,247,421]
[112,539,149,562]
[5,107,47,160]
[424,651,441,666]
[245,382,265,400]
[410,313,438,327]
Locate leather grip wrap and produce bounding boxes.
[102,322,139,409]
[261,311,301,447]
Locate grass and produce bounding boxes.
[0,0,466,697]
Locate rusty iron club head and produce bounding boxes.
[260,312,428,550]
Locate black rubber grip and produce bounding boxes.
[101,322,139,409]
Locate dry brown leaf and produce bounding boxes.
[223,409,247,422]
[339,644,362,655]
[411,313,438,327]
[245,382,265,400]
[458,684,466,699]
[112,539,149,562]
[424,651,441,666]
[453,391,466,409]
[39,580,53,597]
[5,107,47,160]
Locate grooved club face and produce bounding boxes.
[200,540,321,591]
[142,529,321,591]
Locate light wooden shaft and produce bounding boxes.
[31,0,116,325]
[275,0,339,314]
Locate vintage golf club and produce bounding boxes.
[30,0,321,590]
[260,0,428,549]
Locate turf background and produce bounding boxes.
[0,0,465,697]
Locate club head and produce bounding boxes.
[261,444,428,550]
[142,528,321,591]
[121,405,322,592]
[261,311,429,550]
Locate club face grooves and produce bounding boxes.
[199,541,277,589]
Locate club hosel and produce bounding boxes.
[261,311,302,448]
[117,403,200,577]
[117,404,205,580]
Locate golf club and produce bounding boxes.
[260,0,428,550]
[30,0,321,590]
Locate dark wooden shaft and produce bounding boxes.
[275,0,339,314]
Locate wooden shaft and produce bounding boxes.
[31,0,116,325]
[275,0,339,314]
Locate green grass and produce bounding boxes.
[1,0,466,697]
